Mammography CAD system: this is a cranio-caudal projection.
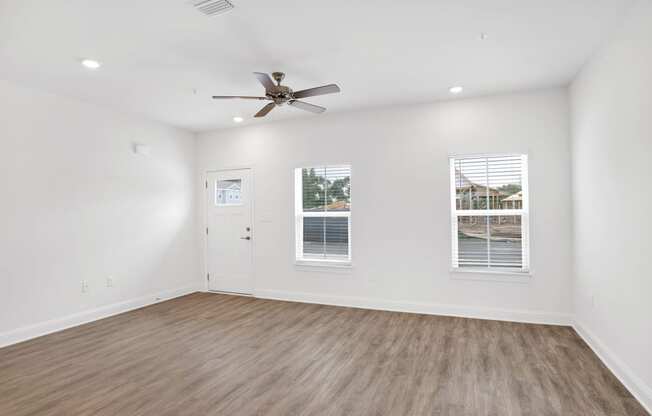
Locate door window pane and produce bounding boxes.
[216,179,242,206]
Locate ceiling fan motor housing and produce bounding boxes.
[267,85,293,105]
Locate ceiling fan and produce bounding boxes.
[212,72,341,118]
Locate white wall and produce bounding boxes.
[0,79,199,342]
[197,88,573,323]
[570,0,652,410]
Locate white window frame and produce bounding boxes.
[294,166,352,267]
[449,154,530,275]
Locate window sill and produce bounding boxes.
[450,268,532,282]
[295,260,353,270]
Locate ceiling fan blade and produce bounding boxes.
[292,84,341,99]
[288,100,326,114]
[253,72,276,91]
[254,102,276,118]
[212,95,269,100]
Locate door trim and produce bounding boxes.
[204,167,255,294]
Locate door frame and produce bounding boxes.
[204,166,256,294]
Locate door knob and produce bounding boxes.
[240,236,251,240]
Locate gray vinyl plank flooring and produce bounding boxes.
[0,292,647,416]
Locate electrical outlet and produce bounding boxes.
[81,280,89,293]
[106,276,114,288]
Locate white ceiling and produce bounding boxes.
[0,0,633,132]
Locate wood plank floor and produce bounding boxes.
[0,292,647,416]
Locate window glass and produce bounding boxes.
[450,155,529,272]
[296,165,351,263]
[216,179,242,206]
[302,217,349,258]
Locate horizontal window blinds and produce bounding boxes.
[450,155,529,271]
[296,165,351,262]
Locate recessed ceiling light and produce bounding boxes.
[449,86,464,94]
[233,116,244,123]
[81,59,101,69]
[479,32,489,40]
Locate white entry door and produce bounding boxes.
[206,168,253,294]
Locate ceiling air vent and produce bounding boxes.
[192,0,234,16]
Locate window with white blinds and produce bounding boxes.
[449,155,530,272]
[295,165,351,264]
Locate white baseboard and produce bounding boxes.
[254,289,572,326]
[573,320,652,414]
[0,285,200,348]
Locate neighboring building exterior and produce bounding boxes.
[501,191,523,209]
[454,169,521,210]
